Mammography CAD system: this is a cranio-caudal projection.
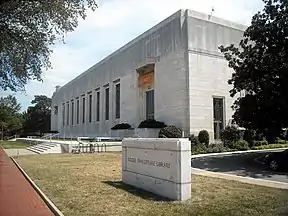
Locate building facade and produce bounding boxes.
[51,9,246,142]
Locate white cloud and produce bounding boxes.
[15,0,264,110]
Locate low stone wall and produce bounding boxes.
[134,128,160,138]
[122,138,191,201]
[17,138,122,153]
[110,128,160,138]
[61,142,122,153]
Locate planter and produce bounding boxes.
[134,128,160,138]
[110,129,135,138]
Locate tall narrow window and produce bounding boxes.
[54,106,58,115]
[71,101,74,125]
[88,94,92,123]
[146,90,154,120]
[62,104,65,126]
[82,97,86,123]
[76,99,80,124]
[213,97,224,140]
[67,103,69,125]
[105,88,109,120]
[96,91,100,121]
[115,83,120,119]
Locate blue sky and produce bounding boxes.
[2,0,264,111]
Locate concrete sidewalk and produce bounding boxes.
[4,148,36,157]
[192,167,288,190]
[191,148,287,158]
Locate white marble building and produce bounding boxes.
[51,9,246,142]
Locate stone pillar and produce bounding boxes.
[122,138,191,201]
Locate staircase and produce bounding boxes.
[27,142,62,154]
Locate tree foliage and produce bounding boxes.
[0,95,23,139]
[23,95,52,136]
[0,0,97,91]
[219,0,288,142]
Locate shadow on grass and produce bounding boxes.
[102,180,171,202]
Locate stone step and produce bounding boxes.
[27,142,61,154]
[30,144,57,149]
[27,147,44,154]
[36,142,58,147]
[30,146,52,151]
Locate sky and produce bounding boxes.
[2,0,264,111]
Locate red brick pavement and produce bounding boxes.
[0,147,54,216]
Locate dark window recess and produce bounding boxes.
[82,97,85,123]
[89,94,92,122]
[71,101,74,125]
[62,104,65,126]
[67,103,69,125]
[105,88,109,120]
[96,91,100,121]
[76,100,80,124]
[213,97,224,140]
[115,84,120,119]
[146,90,154,120]
[54,106,58,115]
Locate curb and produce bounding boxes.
[11,157,64,216]
[191,167,288,190]
[191,148,287,158]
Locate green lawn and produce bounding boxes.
[16,153,288,216]
[0,140,31,149]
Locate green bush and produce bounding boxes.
[253,140,268,147]
[191,144,207,154]
[191,143,233,155]
[111,123,131,130]
[206,143,229,153]
[232,140,249,151]
[220,126,241,148]
[189,134,200,146]
[254,132,265,141]
[198,130,209,147]
[243,129,255,147]
[158,125,182,138]
[275,139,288,144]
[251,144,288,150]
[138,119,166,129]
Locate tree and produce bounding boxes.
[0,0,97,91]
[23,95,52,136]
[219,0,288,143]
[0,95,23,139]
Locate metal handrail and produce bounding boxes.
[7,134,19,140]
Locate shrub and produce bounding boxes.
[191,143,233,155]
[191,144,207,154]
[232,140,249,151]
[251,144,288,150]
[220,126,241,148]
[243,129,255,147]
[253,140,268,147]
[275,139,287,144]
[158,125,182,138]
[138,119,166,129]
[206,143,228,153]
[189,134,201,146]
[198,130,209,147]
[111,123,131,130]
[254,132,265,141]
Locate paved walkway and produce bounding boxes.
[4,148,36,157]
[0,147,54,216]
[192,151,288,183]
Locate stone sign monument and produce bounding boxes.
[122,138,191,201]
